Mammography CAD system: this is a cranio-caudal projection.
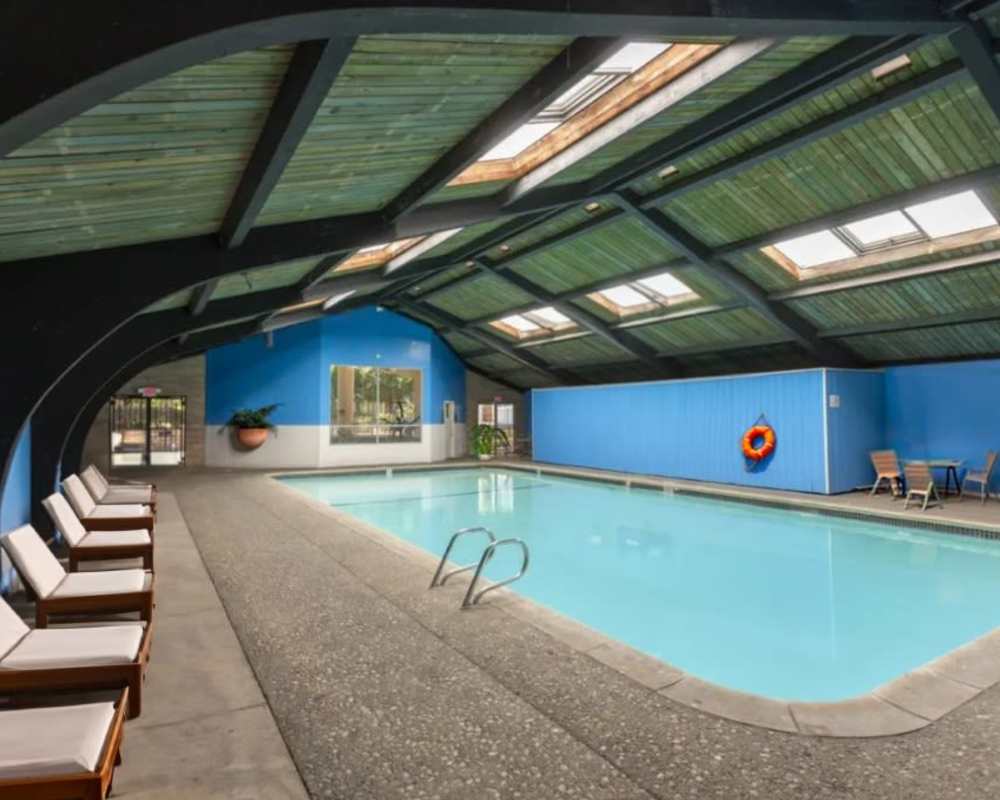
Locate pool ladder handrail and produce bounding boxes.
[429,527,496,588]
[461,538,530,609]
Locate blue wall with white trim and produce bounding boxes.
[884,359,1000,491]
[826,370,885,493]
[206,307,466,425]
[532,370,829,492]
[1,421,31,590]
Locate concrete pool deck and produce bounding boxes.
[128,464,1000,799]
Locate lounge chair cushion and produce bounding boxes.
[2,525,66,599]
[87,464,153,493]
[86,503,150,519]
[52,570,148,598]
[1,624,143,669]
[0,599,30,660]
[79,530,152,548]
[0,701,115,778]
[80,466,109,500]
[42,492,89,547]
[101,485,154,504]
[62,474,98,518]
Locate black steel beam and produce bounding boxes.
[188,280,219,317]
[382,37,623,220]
[615,192,859,366]
[951,21,1000,124]
[0,1,957,159]
[821,307,1000,339]
[219,38,357,248]
[393,298,568,383]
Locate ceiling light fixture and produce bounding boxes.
[658,164,678,179]
[871,54,911,80]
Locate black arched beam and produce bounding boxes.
[29,288,298,527]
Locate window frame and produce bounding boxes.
[329,364,423,445]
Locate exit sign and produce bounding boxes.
[136,386,161,398]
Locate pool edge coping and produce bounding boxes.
[266,463,1000,738]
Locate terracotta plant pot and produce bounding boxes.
[236,427,270,449]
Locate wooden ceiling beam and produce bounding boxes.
[219,38,356,248]
[614,191,860,367]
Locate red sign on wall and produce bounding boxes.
[136,386,161,398]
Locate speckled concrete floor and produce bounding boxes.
[161,468,1000,800]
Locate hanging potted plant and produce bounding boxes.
[470,424,509,461]
[224,404,279,449]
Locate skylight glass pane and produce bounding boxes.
[904,190,997,238]
[530,306,570,325]
[480,122,559,160]
[500,314,540,333]
[358,243,387,253]
[600,285,650,307]
[841,211,919,245]
[599,42,671,72]
[636,272,692,298]
[773,230,855,268]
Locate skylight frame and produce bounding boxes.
[490,305,577,340]
[590,270,699,317]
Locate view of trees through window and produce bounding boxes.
[330,365,422,444]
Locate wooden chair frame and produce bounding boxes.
[0,687,128,799]
[33,581,155,628]
[80,513,155,534]
[903,463,942,512]
[869,450,903,497]
[67,538,153,572]
[0,624,152,719]
[962,451,998,504]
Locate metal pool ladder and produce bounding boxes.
[429,527,530,609]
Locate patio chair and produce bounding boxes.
[903,461,942,512]
[962,450,998,504]
[0,688,129,799]
[85,463,155,491]
[869,450,903,496]
[43,492,153,571]
[82,464,157,510]
[1,525,154,628]
[62,474,155,533]
[0,596,150,718]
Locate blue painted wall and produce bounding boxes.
[532,370,829,492]
[206,307,466,426]
[1,421,31,591]
[825,370,885,493]
[885,359,1000,491]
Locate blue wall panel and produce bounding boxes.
[1,421,31,532]
[533,370,828,492]
[825,370,885,493]
[885,359,1000,490]
[206,308,466,426]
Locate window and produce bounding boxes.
[839,210,921,249]
[903,190,997,238]
[773,230,856,269]
[330,365,422,444]
[599,285,650,308]
[636,272,693,299]
[766,189,1000,275]
[490,306,575,339]
[480,41,671,161]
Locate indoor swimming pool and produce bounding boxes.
[279,468,1000,702]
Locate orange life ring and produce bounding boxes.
[742,424,776,461]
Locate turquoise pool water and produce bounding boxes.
[279,468,1000,701]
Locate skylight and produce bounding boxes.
[773,230,855,269]
[480,40,671,161]
[357,243,388,254]
[904,190,997,238]
[322,290,355,310]
[599,285,651,308]
[499,314,540,333]
[840,210,920,247]
[636,272,692,298]
[529,306,571,325]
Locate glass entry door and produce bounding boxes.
[110,395,186,467]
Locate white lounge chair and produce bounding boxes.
[82,464,157,509]
[0,688,128,798]
[1,525,154,627]
[62,474,154,533]
[0,596,150,718]
[44,491,153,571]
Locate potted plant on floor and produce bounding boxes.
[471,424,508,461]
[225,404,279,449]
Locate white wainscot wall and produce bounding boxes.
[206,424,466,468]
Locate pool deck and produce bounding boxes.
[116,463,1000,799]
